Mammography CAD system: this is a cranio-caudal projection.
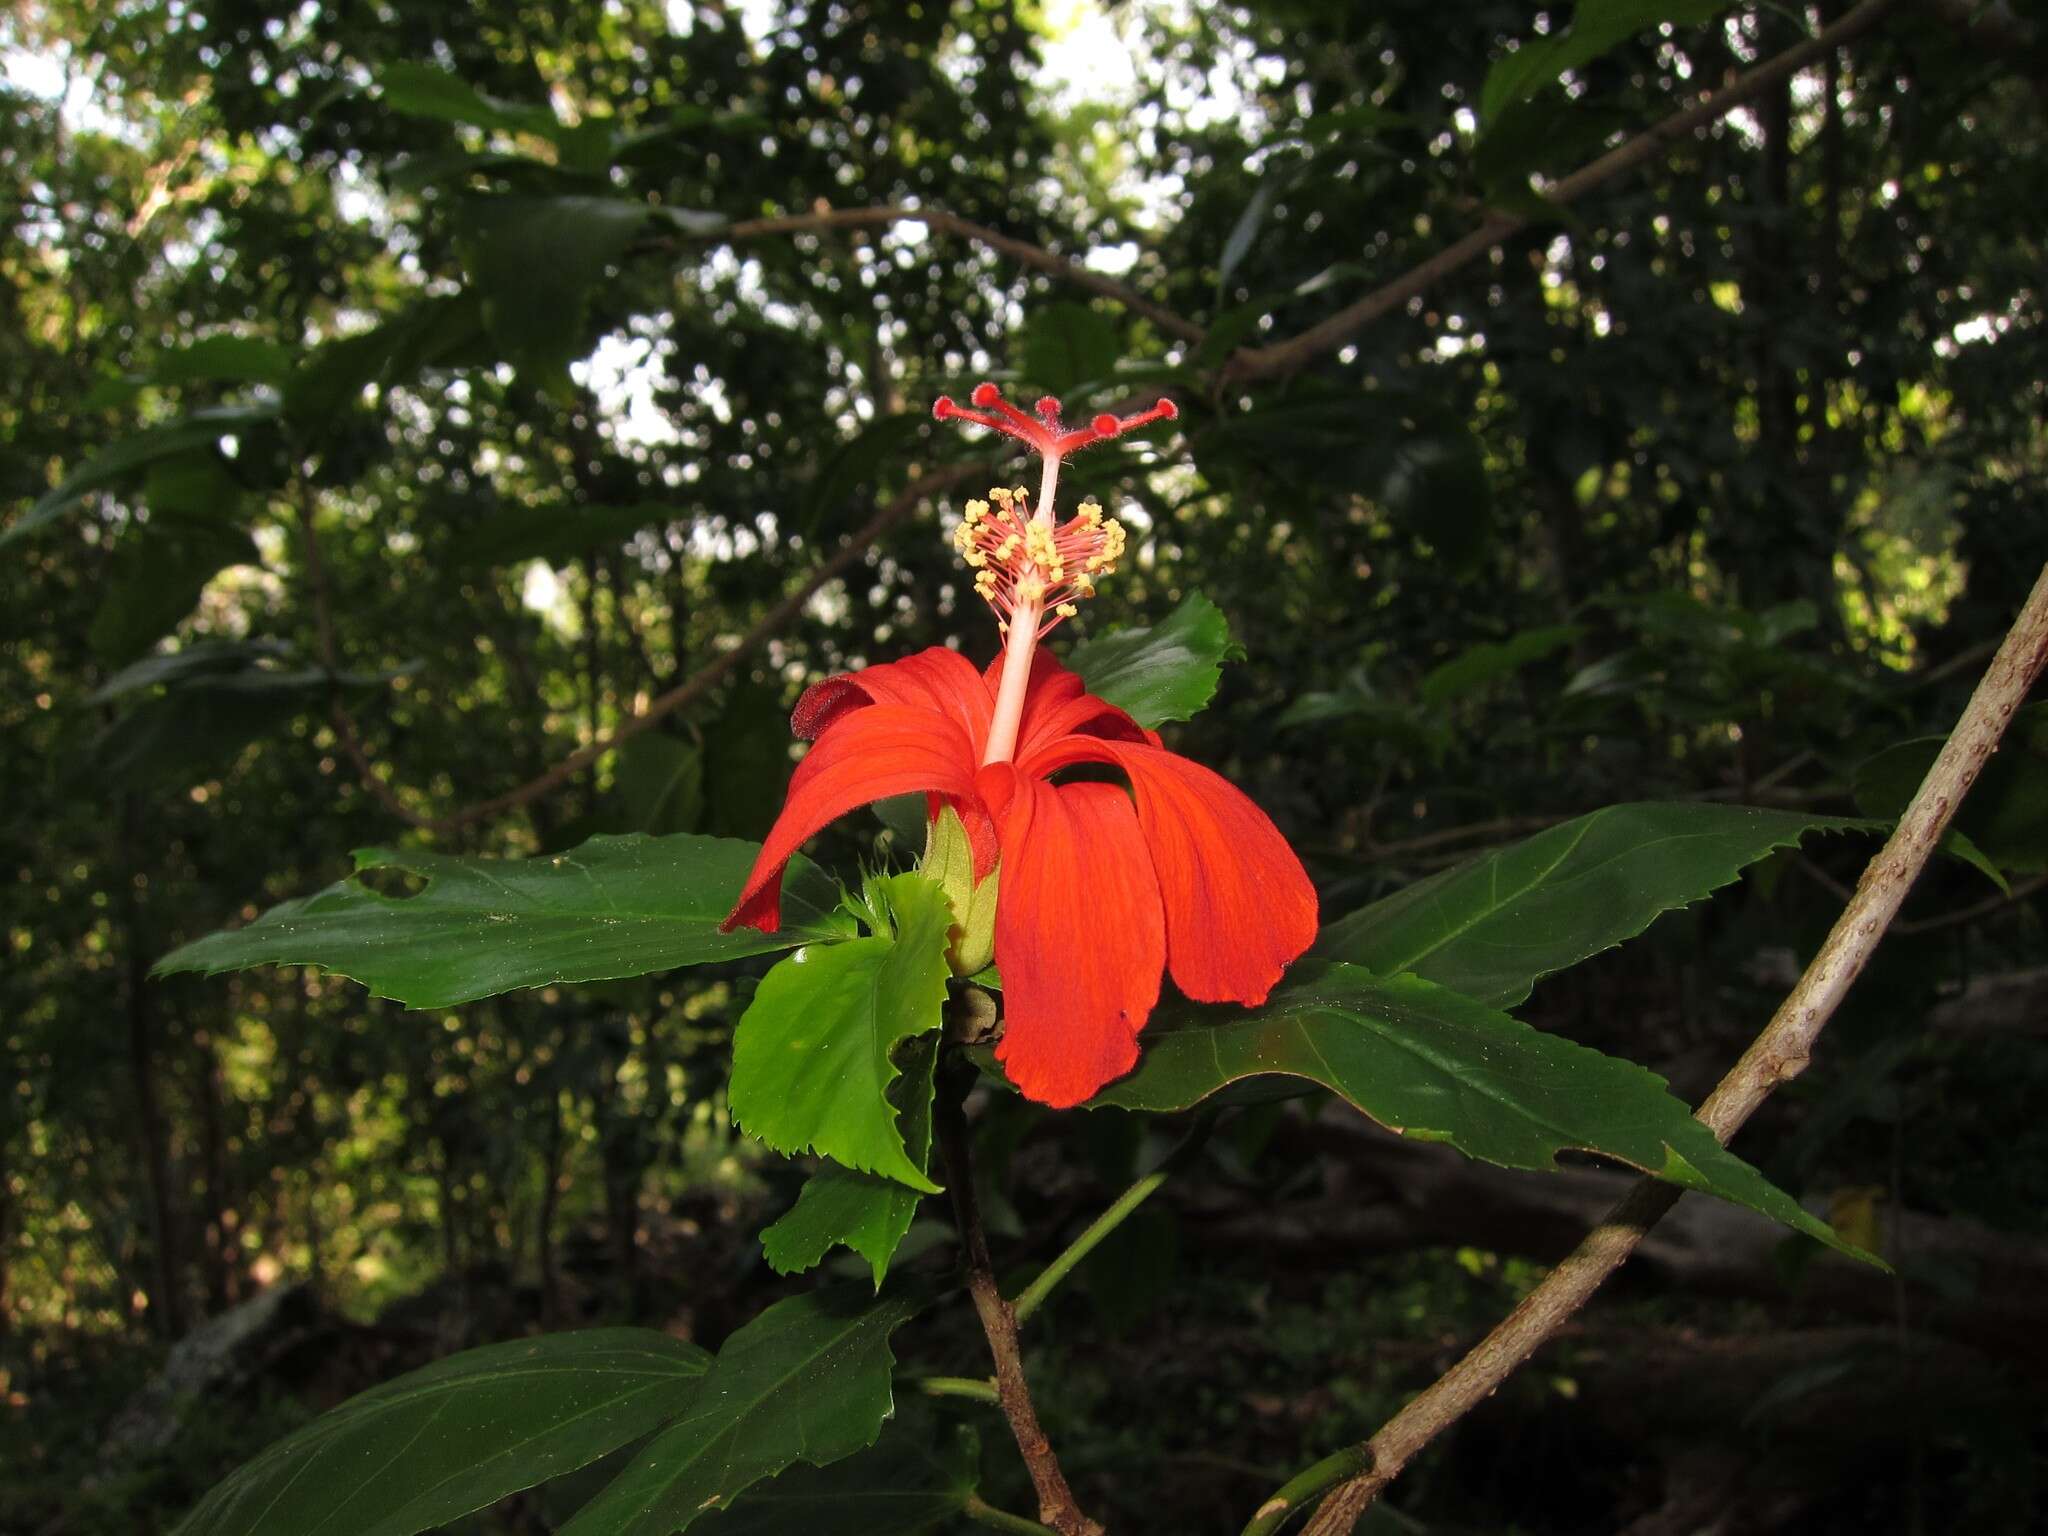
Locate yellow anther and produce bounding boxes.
[1055,602,1079,619]
[1017,575,1045,603]
[1073,573,1094,595]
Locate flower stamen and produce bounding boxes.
[950,489,1126,640]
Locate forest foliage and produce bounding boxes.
[4,0,2046,1532]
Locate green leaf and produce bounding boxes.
[153,833,843,1008]
[1065,591,1241,729]
[702,681,797,838]
[1020,301,1120,394]
[87,638,295,702]
[175,1329,710,1536]
[1216,176,1285,295]
[804,415,931,536]
[561,1289,921,1536]
[1092,963,1867,1259]
[760,1037,938,1287]
[153,335,296,388]
[1379,427,1493,572]
[453,502,671,567]
[283,294,491,423]
[729,875,952,1192]
[610,731,705,836]
[377,62,563,139]
[697,1418,979,1536]
[1418,624,1585,707]
[454,195,653,374]
[1316,803,1859,1008]
[1854,703,2048,875]
[89,514,260,661]
[1480,1,1729,125]
[4,405,276,548]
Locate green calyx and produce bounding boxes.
[920,804,999,977]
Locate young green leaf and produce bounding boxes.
[154,833,844,1008]
[176,1329,710,1536]
[729,876,952,1192]
[1066,591,1241,729]
[759,1037,939,1287]
[561,1289,922,1536]
[1317,803,1862,1008]
[1090,963,1871,1261]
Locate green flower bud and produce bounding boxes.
[921,803,998,978]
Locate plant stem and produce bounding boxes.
[936,1073,1103,1536]
[1011,1170,1166,1326]
[907,1373,1000,1404]
[964,1493,1064,1535]
[1012,1111,1217,1326]
[1241,1446,1373,1536]
[1296,558,2048,1535]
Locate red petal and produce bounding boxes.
[1030,737,1317,1005]
[983,649,1145,771]
[978,767,1164,1108]
[793,646,994,751]
[723,704,980,932]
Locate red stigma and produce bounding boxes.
[932,382,1181,462]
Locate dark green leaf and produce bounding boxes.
[176,1329,710,1536]
[805,415,931,536]
[561,1289,921,1536]
[759,1037,939,1287]
[1065,591,1241,729]
[1480,1,1729,125]
[89,515,260,661]
[1419,624,1585,707]
[153,833,844,1008]
[454,196,653,374]
[610,731,705,837]
[1217,177,1285,295]
[153,336,296,388]
[729,875,952,1192]
[4,406,276,548]
[88,639,295,703]
[1092,963,1867,1258]
[702,681,796,838]
[283,295,491,423]
[1317,803,1859,1008]
[1854,703,2048,875]
[697,1418,978,1536]
[1380,428,1493,572]
[377,62,562,139]
[453,502,671,567]
[1020,302,1120,394]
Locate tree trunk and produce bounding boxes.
[119,794,185,1338]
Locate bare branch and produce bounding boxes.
[1222,0,1906,386]
[1295,558,2048,1536]
[703,205,1208,345]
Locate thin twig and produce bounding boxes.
[935,1074,1102,1536]
[1896,872,2048,935]
[1011,1110,1217,1325]
[702,206,1207,345]
[1296,558,2048,1536]
[317,462,985,834]
[963,1494,1064,1536]
[1221,0,1905,385]
[906,1373,1001,1404]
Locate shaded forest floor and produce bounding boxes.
[9,1108,2045,1536]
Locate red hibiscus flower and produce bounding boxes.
[721,383,1317,1108]
[721,645,1318,1107]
